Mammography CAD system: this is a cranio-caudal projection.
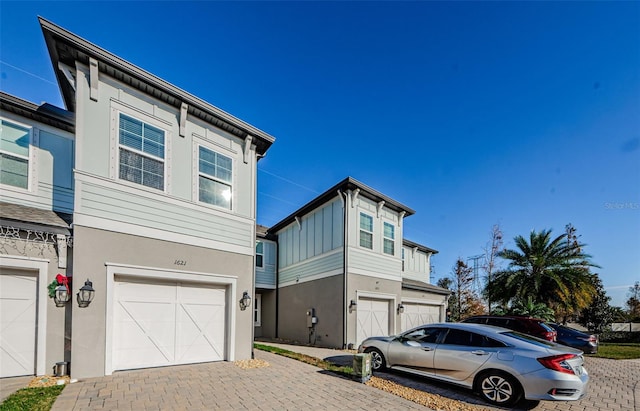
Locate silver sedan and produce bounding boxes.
[357,322,589,406]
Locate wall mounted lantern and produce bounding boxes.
[77,279,95,308]
[397,303,405,314]
[239,291,252,311]
[54,284,70,307]
[349,299,357,313]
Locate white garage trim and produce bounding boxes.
[0,255,48,376]
[104,262,237,375]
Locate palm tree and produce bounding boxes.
[485,229,598,315]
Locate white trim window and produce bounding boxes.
[254,293,262,327]
[0,119,31,190]
[359,212,373,249]
[198,146,232,209]
[118,113,165,190]
[256,241,264,268]
[383,222,395,255]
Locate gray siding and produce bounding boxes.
[256,240,276,288]
[73,66,256,253]
[402,245,432,283]
[279,250,343,284]
[277,199,343,269]
[78,176,253,248]
[0,112,75,213]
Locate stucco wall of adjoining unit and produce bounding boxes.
[345,273,403,344]
[0,236,71,376]
[255,289,276,339]
[277,274,344,348]
[70,225,254,380]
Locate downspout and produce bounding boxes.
[275,239,279,338]
[340,190,349,349]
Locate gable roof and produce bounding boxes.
[39,17,275,155]
[268,176,415,234]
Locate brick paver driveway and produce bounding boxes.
[374,356,640,411]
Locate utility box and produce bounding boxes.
[352,353,372,383]
[53,361,69,377]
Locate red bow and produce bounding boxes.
[56,274,70,294]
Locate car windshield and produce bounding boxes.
[538,322,554,332]
[502,331,557,348]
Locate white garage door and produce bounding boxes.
[0,272,37,378]
[401,303,441,332]
[356,298,390,346]
[112,278,227,371]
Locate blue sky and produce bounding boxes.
[2,1,638,308]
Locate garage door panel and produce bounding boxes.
[356,298,390,347]
[401,303,441,332]
[113,279,226,371]
[0,274,36,378]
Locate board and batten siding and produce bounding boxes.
[402,245,432,283]
[278,199,343,268]
[256,239,276,288]
[1,112,75,213]
[72,61,257,254]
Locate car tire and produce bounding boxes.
[475,370,523,406]
[365,348,386,371]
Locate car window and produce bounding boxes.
[463,317,484,324]
[486,318,508,327]
[403,327,443,343]
[538,322,554,332]
[502,331,557,348]
[443,329,508,347]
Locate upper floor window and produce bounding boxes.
[0,119,30,190]
[383,222,395,255]
[402,248,405,271]
[118,113,165,190]
[198,146,232,209]
[256,241,264,268]
[359,212,373,249]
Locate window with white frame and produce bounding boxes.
[254,294,262,326]
[198,146,232,209]
[256,241,264,268]
[359,212,373,249]
[402,248,405,271]
[383,222,395,255]
[0,119,31,189]
[118,113,165,190]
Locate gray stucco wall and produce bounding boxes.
[255,289,276,339]
[70,225,254,379]
[277,275,344,348]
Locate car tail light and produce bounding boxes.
[577,335,597,343]
[543,331,556,341]
[538,354,577,374]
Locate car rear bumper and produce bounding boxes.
[521,368,589,401]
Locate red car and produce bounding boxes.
[461,315,557,341]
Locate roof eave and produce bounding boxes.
[38,16,275,155]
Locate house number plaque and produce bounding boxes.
[174,260,187,266]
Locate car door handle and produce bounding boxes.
[471,350,488,355]
[422,347,433,351]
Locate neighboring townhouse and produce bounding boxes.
[0,17,274,380]
[0,92,75,379]
[261,177,449,349]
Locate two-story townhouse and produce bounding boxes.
[261,177,449,349]
[0,17,275,380]
[1,92,75,378]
